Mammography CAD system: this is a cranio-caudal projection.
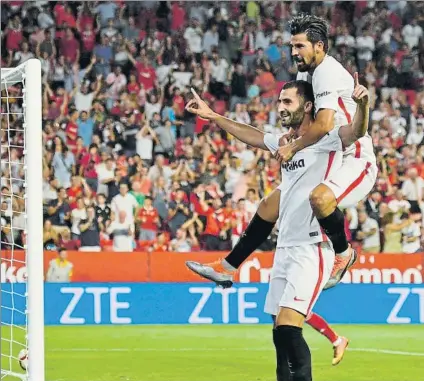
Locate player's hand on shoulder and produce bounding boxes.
[351,72,369,106]
[275,141,297,163]
[278,128,296,146]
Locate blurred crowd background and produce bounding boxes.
[2,1,424,255]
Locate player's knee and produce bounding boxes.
[275,307,305,328]
[309,184,336,214]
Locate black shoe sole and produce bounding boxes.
[185,262,234,289]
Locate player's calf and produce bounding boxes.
[309,184,356,288]
[306,312,349,365]
[224,190,279,269]
[274,308,312,381]
[272,315,293,381]
[310,184,349,254]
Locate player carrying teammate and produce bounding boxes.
[186,77,368,369]
[186,14,377,290]
[186,79,370,380]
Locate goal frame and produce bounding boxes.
[1,59,45,381]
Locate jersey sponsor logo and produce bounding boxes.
[309,231,319,237]
[282,159,305,171]
[294,296,306,302]
[315,91,331,98]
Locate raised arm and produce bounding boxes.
[185,89,268,150]
[338,72,370,147]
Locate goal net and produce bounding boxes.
[1,60,45,380]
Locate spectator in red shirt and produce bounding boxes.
[128,55,157,92]
[127,73,140,95]
[5,16,23,51]
[136,196,160,241]
[171,2,186,32]
[80,145,100,192]
[63,5,77,28]
[60,28,80,65]
[150,232,169,252]
[80,24,97,54]
[202,198,230,251]
[58,229,80,251]
[77,6,95,33]
[67,176,92,210]
[231,198,250,248]
[66,109,79,152]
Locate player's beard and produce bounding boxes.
[280,107,305,128]
[295,55,316,73]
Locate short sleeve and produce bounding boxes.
[312,65,339,112]
[263,133,283,155]
[312,126,343,152]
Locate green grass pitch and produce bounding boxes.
[1,325,423,381]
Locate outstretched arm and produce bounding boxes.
[338,73,370,147]
[185,89,268,150]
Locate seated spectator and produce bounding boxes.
[169,228,194,252]
[58,230,80,251]
[150,232,170,252]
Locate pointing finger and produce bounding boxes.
[190,88,202,102]
[353,72,359,87]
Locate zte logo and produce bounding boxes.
[282,159,305,171]
[316,91,331,98]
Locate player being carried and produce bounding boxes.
[186,14,377,290]
[186,76,370,379]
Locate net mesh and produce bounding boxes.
[1,65,29,380]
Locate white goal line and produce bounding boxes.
[49,347,424,357]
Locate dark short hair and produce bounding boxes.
[289,14,330,52]
[282,80,314,104]
[58,247,66,254]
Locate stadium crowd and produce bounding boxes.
[2,1,424,254]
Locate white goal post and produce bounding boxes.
[1,59,45,381]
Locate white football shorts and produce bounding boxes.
[264,242,335,316]
[323,155,378,208]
